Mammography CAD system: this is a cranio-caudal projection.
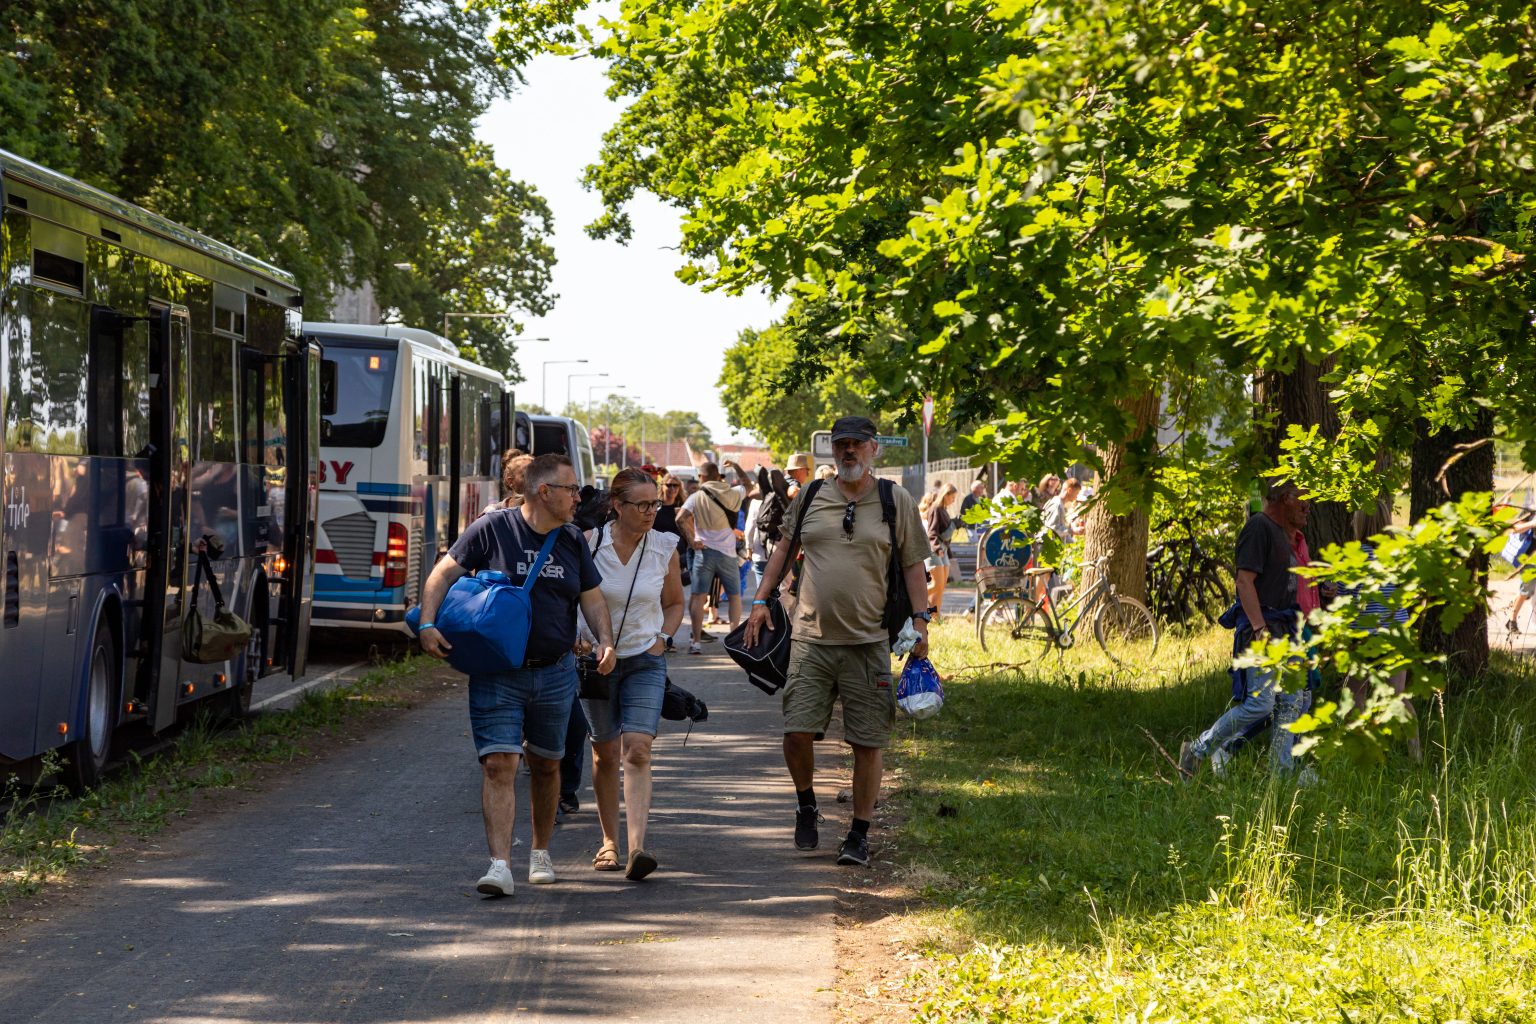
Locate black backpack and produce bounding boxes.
[753,467,791,544]
[786,477,917,645]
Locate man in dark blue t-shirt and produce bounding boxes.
[418,453,615,897]
[1179,480,1308,779]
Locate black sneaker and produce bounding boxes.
[558,795,580,815]
[836,831,870,867]
[794,805,822,850]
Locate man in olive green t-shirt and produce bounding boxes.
[744,416,932,868]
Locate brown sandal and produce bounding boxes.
[593,841,621,871]
[625,848,658,881]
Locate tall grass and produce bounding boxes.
[896,619,1536,1022]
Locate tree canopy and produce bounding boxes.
[1,0,555,376]
[489,0,1536,487]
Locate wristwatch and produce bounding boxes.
[911,610,933,623]
[658,631,672,645]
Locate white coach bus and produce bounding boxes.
[302,322,510,635]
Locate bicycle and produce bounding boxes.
[978,550,1159,666]
[1145,521,1231,627]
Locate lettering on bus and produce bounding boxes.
[317,460,355,485]
[4,486,28,530]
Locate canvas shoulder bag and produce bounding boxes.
[183,545,254,664]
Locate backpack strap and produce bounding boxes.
[769,478,824,592]
[194,545,228,611]
[701,485,739,527]
[519,526,562,593]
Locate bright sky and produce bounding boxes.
[476,36,782,442]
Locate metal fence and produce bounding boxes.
[875,456,990,497]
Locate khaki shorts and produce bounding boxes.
[782,639,894,748]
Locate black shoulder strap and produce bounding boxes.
[772,478,825,592]
[879,478,898,554]
[702,485,737,521]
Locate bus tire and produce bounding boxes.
[224,588,269,721]
[63,623,119,795]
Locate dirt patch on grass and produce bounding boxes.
[0,659,463,938]
[832,772,947,1024]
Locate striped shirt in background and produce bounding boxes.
[1338,542,1410,631]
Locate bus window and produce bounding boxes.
[87,308,124,456]
[479,394,494,475]
[8,285,90,454]
[426,364,442,473]
[319,346,396,448]
[188,331,237,462]
[533,421,566,456]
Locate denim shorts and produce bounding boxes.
[467,653,578,761]
[582,650,667,742]
[691,547,741,597]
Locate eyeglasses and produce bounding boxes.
[543,483,581,497]
[620,499,663,512]
[842,499,858,538]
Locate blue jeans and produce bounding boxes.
[560,695,589,799]
[467,653,577,760]
[582,651,667,741]
[691,547,741,596]
[1189,663,1311,773]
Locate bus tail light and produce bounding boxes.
[384,523,409,589]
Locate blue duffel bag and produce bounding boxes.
[405,524,560,675]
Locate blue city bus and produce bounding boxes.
[302,322,509,636]
[0,150,320,790]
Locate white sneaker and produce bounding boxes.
[529,848,557,884]
[476,858,514,897]
[1210,747,1232,778]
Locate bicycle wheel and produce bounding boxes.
[979,596,1053,659]
[1093,593,1159,665]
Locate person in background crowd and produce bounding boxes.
[921,484,959,620]
[1030,474,1061,509]
[959,480,987,522]
[1179,481,1309,780]
[785,453,813,498]
[485,449,533,514]
[1041,477,1084,545]
[417,454,615,896]
[744,416,932,868]
[1341,502,1420,761]
[1506,510,1536,632]
[815,464,837,482]
[578,468,686,879]
[677,461,752,654]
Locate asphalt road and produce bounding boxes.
[0,641,848,1024]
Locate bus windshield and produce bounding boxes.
[320,346,396,448]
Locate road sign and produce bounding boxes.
[811,430,833,459]
[922,395,934,436]
[875,435,909,447]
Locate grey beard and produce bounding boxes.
[838,463,868,483]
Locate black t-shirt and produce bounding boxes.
[1233,511,1296,611]
[959,493,981,521]
[653,505,682,538]
[447,508,603,663]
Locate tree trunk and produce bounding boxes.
[1254,358,1351,550]
[1409,409,1494,679]
[1082,390,1159,603]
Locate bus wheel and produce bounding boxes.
[63,625,119,795]
[224,592,268,721]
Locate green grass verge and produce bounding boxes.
[894,618,1536,1022]
[1,656,436,903]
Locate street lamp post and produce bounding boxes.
[541,359,587,411]
[587,383,617,427]
[567,373,608,418]
[602,386,629,473]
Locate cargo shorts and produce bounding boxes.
[782,639,894,748]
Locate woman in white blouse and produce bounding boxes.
[581,468,686,880]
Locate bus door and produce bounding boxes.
[448,374,463,543]
[142,305,192,732]
[278,340,319,677]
